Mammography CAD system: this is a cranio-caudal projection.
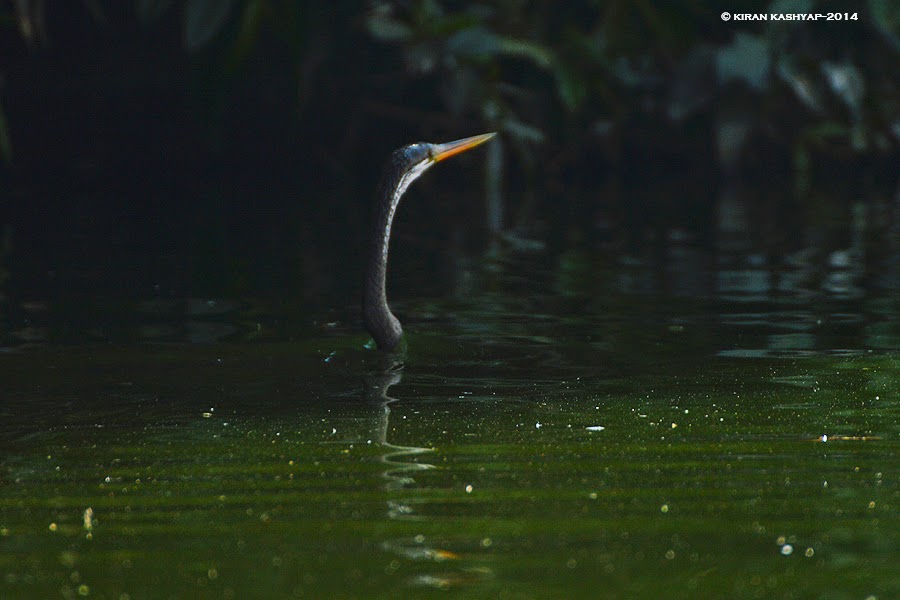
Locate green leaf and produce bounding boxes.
[868,0,898,29]
[365,8,412,42]
[868,0,900,50]
[184,0,239,51]
[496,37,554,69]
[821,62,864,118]
[405,42,439,74]
[425,13,480,37]
[777,57,825,113]
[716,33,770,91]
[555,64,587,112]
[446,26,500,59]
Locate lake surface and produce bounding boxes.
[1,198,898,599]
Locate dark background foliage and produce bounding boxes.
[0,0,896,308]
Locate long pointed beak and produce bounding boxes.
[430,132,496,163]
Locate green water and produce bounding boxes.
[1,259,898,599]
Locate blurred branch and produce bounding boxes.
[13,0,46,45]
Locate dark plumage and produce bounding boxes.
[363,134,496,351]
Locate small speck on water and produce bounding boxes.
[586,425,605,432]
[781,544,793,556]
[660,504,669,513]
[465,485,473,493]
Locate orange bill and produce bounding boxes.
[430,132,497,162]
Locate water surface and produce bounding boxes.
[1,206,897,599]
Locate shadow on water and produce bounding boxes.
[0,183,897,598]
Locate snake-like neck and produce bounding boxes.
[363,153,432,351]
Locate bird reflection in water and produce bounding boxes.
[364,354,434,514]
[364,355,493,589]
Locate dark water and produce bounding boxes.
[1,190,898,599]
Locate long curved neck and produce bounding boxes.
[363,157,431,351]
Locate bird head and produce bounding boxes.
[390,132,496,184]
